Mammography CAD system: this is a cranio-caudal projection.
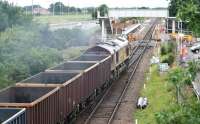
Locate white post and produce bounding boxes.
[135,119,138,124]
[166,18,168,34]
[172,20,175,34]
[102,19,105,41]
[97,11,100,19]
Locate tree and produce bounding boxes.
[49,2,65,15]
[168,0,179,17]
[0,24,63,87]
[86,7,96,14]
[91,4,109,19]
[156,102,200,124]
[156,63,200,124]
[21,48,62,75]
[187,60,200,81]
[0,1,32,31]
[0,12,8,31]
[138,7,150,9]
[168,0,200,36]
[168,67,191,104]
[177,0,200,36]
[98,4,109,17]
[48,2,82,15]
[91,8,97,19]
[161,42,176,66]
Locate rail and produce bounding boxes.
[83,19,158,124]
[108,19,158,124]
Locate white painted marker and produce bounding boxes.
[135,119,138,124]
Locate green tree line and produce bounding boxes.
[24,4,98,16]
[0,24,90,88]
[48,2,109,18]
[48,2,81,15]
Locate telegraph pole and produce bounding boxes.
[68,0,69,15]
[26,7,28,16]
[32,0,34,15]
[76,3,78,15]
[59,0,61,15]
[37,2,39,15]
[52,0,55,16]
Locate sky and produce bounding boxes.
[7,0,169,8]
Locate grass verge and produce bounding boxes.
[134,65,175,124]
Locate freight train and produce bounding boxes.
[0,36,130,124]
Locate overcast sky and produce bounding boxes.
[7,0,169,8]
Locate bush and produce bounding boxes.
[21,48,63,75]
[0,22,92,88]
[155,102,200,124]
[160,41,176,65]
[162,53,175,66]
[161,45,168,56]
[0,12,9,31]
[0,25,64,87]
[161,42,176,55]
[0,2,92,88]
[167,42,176,53]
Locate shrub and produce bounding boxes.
[160,41,176,65]
[162,53,175,66]
[161,45,168,56]
[155,102,200,124]
[167,42,176,53]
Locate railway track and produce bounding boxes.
[75,19,158,124]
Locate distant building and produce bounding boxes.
[33,8,50,15]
